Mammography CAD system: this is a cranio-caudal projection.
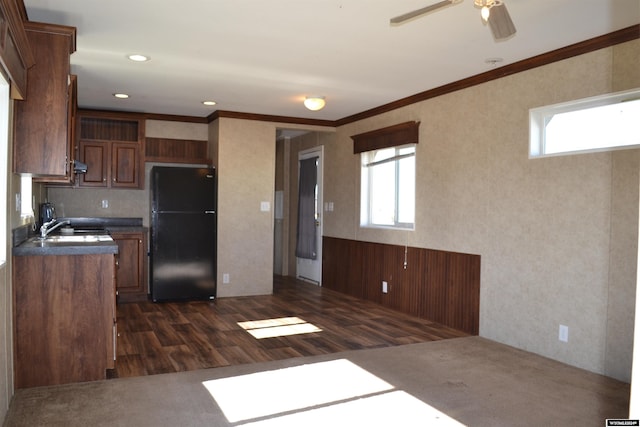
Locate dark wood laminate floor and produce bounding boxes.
[112,276,468,378]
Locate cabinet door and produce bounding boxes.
[112,142,140,188]
[78,140,108,187]
[76,115,143,189]
[13,24,74,178]
[112,232,145,295]
[33,75,78,185]
[13,254,115,388]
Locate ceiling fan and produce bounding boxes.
[390,0,517,40]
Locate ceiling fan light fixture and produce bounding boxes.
[391,0,516,41]
[304,96,326,111]
[481,6,490,21]
[474,0,497,21]
[488,3,516,39]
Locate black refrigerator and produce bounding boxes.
[150,166,217,302]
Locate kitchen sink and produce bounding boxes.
[41,235,113,243]
[59,227,109,235]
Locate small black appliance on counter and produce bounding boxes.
[39,202,56,228]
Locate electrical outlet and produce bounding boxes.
[101,199,109,208]
[382,281,388,294]
[559,324,569,342]
[223,273,230,284]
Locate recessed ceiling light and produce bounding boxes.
[113,93,129,99]
[202,100,217,106]
[128,54,150,62]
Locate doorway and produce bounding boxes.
[296,146,323,285]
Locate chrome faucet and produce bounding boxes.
[40,219,71,238]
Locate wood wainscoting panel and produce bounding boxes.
[322,237,480,335]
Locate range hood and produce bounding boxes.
[73,160,88,174]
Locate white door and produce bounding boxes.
[296,146,323,285]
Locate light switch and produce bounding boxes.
[260,201,270,212]
[559,324,569,342]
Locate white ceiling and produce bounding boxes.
[23,0,640,121]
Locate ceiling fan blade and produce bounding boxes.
[488,3,516,40]
[390,0,459,25]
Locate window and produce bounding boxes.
[360,144,415,229]
[0,74,9,265]
[529,88,640,158]
[20,175,34,220]
[352,121,419,230]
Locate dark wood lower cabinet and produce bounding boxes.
[112,231,148,302]
[322,237,481,335]
[13,254,116,388]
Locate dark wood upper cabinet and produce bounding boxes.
[77,140,109,187]
[0,0,34,100]
[112,142,140,188]
[33,73,77,185]
[145,137,210,165]
[77,113,145,189]
[13,21,76,179]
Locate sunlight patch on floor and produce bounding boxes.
[202,358,465,426]
[242,390,465,427]
[238,316,322,339]
[203,359,392,422]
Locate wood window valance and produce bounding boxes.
[351,121,420,154]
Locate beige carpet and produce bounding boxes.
[3,337,630,426]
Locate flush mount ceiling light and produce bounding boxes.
[127,54,150,62]
[303,96,326,111]
[113,93,129,99]
[202,100,217,106]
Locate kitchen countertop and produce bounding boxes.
[13,235,118,256]
[12,217,144,256]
